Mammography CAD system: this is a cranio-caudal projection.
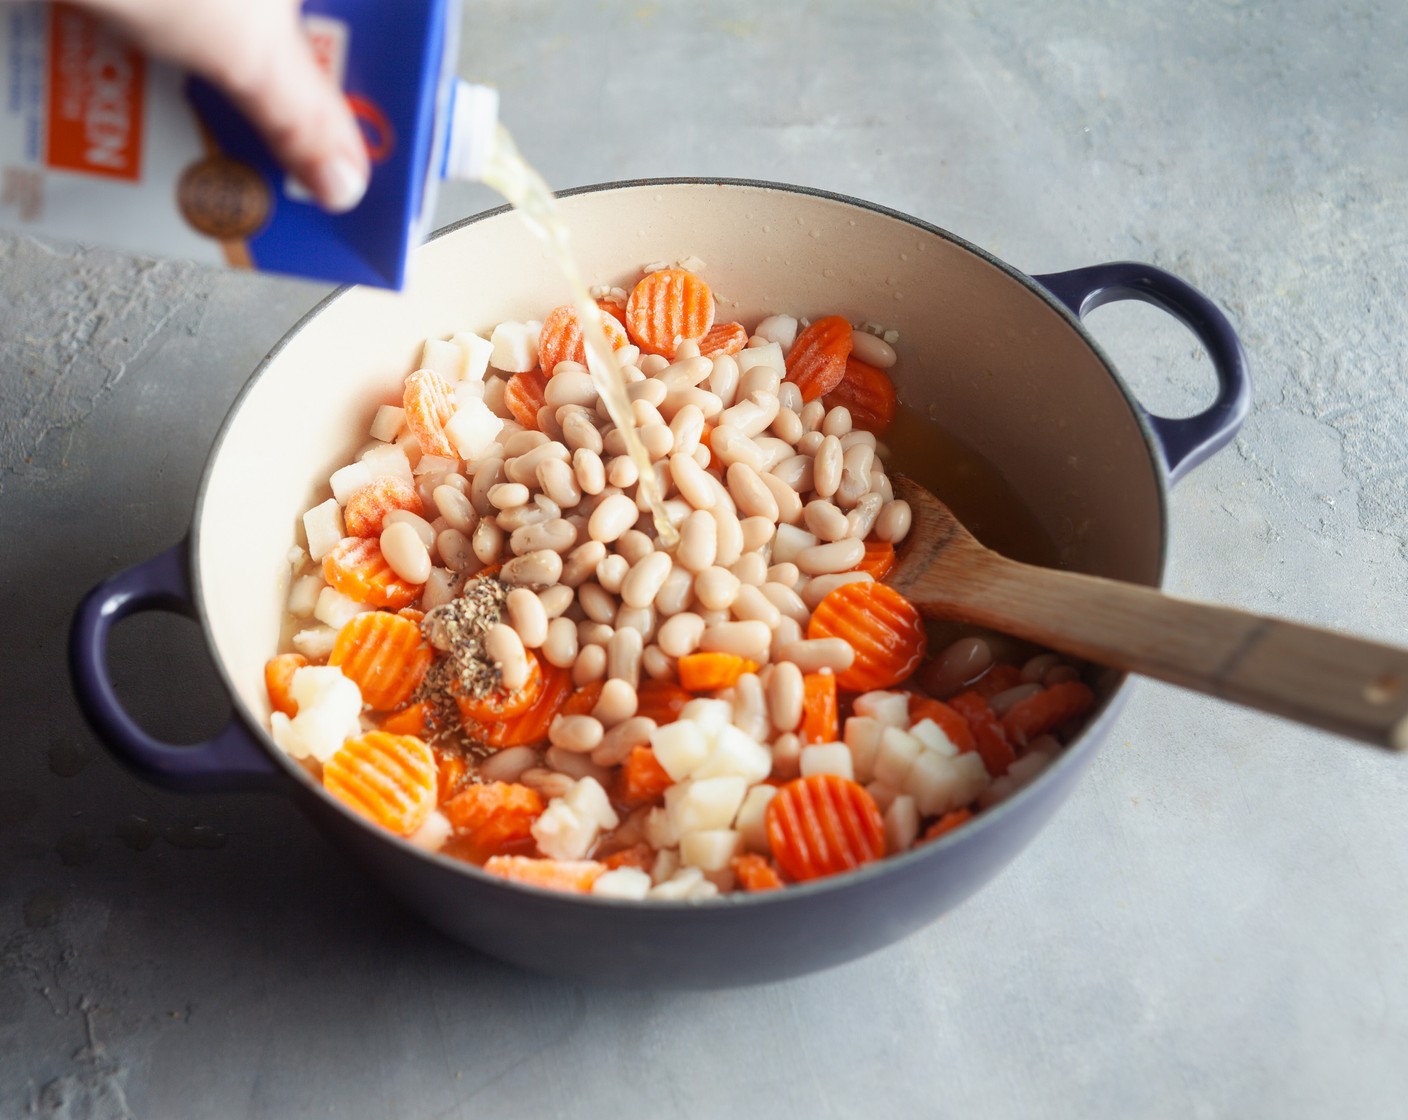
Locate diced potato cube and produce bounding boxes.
[591,867,653,900]
[734,784,777,853]
[452,331,495,382]
[908,750,989,817]
[693,723,771,785]
[800,742,854,781]
[413,453,460,477]
[329,461,374,504]
[359,443,415,487]
[286,573,324,618]
[564,777,620,831]
[843,716,885,783]
[735,340,785,376]
[407,810,452,853]
[650,846,680,885]
[445,398,504,462]
[647,866,707,900]
[679,698,733,732]
[854,691,910,728]
[644,806,677,851]
[884,795,920,855]
[910,717,959,757]
[665,775,747,836]
[290,626,338,661]
[482,374,511,419]
[270,666,361,762]
[421,339,466,380]
[314,586,373,630]
[531,801,597,861]
[369,404,405,443]
[873,727,924,789]
[753,315,798,353]
[680,829,744,872]
[302,498,344,561]
[866,780,899,813]
[651,720,711,781]
[489,320,541,373]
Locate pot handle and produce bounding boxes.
[69,540,283,793]
[1032,262,1251,484]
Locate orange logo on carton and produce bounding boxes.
[45,3,146,181]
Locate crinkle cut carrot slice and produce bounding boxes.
[596,297,628,327]
[343,477,425,538]
[475,661,574,749]
[799,671,838,745]
[436,744,470,798]
[784,315,853,402]
[620,745,673,807]
[329,610,432,711]
[381,701,431,738]
[678,652,759,692]
[322,536,423,608]
[625,268,715,357]
[949,691,1016,777]
[806,581,927,692]
[322,731,437,837]
[504,368,549,430]
[906,694,977,754]
[443,780,545,856]
[698,321,748,357]
[731,852,785,891]
[765,773,885,882]
[482,854,606,894]
[264,653,308,717]
[559,679,604,718]
[537,304,629,376]
[852,539,896,582]
[1000,680,1095,748]
[922,808,973,843]
[601,842,654,871]
[822,355,898,434]
[403,368,457,457]
[455,650,545,724]
[635,679,691,726]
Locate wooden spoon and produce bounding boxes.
[886,476,1408,750]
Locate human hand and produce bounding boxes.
[72,0,369,212]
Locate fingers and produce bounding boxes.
[214,11,370,213]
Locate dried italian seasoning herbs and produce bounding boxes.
[415,575,507,738]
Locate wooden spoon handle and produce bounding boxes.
[934,556,1408,750]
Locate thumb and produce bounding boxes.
[217,18,371,213]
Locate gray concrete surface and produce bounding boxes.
[3,1,1407,1116]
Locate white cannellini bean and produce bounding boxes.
[496,495,560,532]
[775,638,855,673]
[384,509,436,551]
[850,328,897,368]
[432,485,476,534]
[708,425,767,472]
[562,410,604,454]
[732,584,781,627]
[606,455,640,492]
[572,641,607,685]
[847,493,884,539]
[380,522,431,584]
[470,458,506,514]
[487,482,529,510]
[544,370,597,408]
[767,660,805,732]
[812,435,843,499]
[875,499,913,543]
[669,404,705,456]
[502,430,547,457]
[801,570,874,609]
[621,551,673,609]
[669,452,718,510]
[595,553,627,594]
[821,406,852,438]
[766,561,801,588]
[770,616,803,664]
[537,458,582,509]
[590,716,657,767]
[700,620,771,661]
[729,551,768,587]
[549,714,604,753]
[711,504,744,568]
[657,612,706,658]
[572,448,606,495]
[761,581,809,625]
[708,354,740,408]
[803,500,849,542]
[627,377,668,406]
[505,440,570,486]
[654,563,695,616]
[778,382,803,411]
[500,549,563,588]
[614,604,657,642]
[677,509,718,573]
[607,627,644,687]
[506,587,548,648]
[797,430,825,457]
[694,566,741,611]
[480,745,537,784]
[732,673,770,742]
[795,538,866,575]
[578,620,614,648]
[592,678,639,727]
[615,529,654,565]
[436,527,475,573]
[578,582,617,624]
[470,519,503,565]
[799,400,826,433]
[725,462,779,521]
[770,406,804,445]
[758,471,804,526]
[560,539,606,587]
[486,623,529,689]
[739,516,776,553]
[543,616,579,668]
[510,517,576,556]
[588,493,639,542]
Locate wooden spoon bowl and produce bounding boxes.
[887,475,1408,750]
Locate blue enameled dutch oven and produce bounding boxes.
[69,180,1248,987]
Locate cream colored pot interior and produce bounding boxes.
[197,181,1163,728]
